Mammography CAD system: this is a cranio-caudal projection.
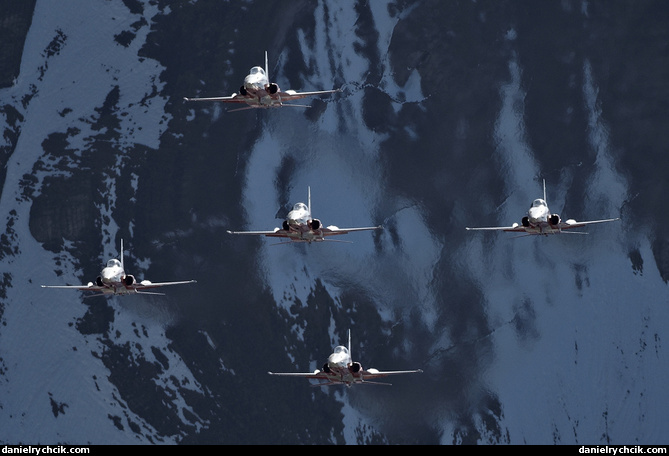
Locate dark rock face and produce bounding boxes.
[0,0,37,88]
[3,0,669,445]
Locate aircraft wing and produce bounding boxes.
[227,228,284,236]
[559,217,620,230]
[465,224,527,232]
[361,368,423,380]
[466,217,620,234]
[320,225,383,236]
[227,228,313,241]
[42,280,196,295]
[130,280,197,290]
[268,371,332,380]
[277,88,341,102]
[268,371,349,386]
[41,283,116,298]
[227,225,383,241]
[183,94,248,103]
[184,88,339,104]
[268,368,422,386]
[41,284,105,291]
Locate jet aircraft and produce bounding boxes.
[268,329,423,387]
[183,51,340,112]
[227,187,382,244]
[42,239,196,297]
[465,180,620,236]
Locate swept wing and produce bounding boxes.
[466,217,620,234]
[184,89,340,110]
[558,218,620,230]
[183,94,245,103]
[42,280,196,297]
[268,368,423,386]
[227,225,382,242]
[131,279,197,290]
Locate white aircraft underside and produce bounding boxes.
[227,187,382,244]
[42,240,196,297]
[268,330,423,387]
[183,52,340,112]
[466,180,620,236]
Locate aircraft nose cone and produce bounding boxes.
[244,76,264,91]
[328,352,347,369]
[286,211,302,225]
[528,208,545,223]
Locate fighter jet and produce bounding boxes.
[227,186,382,244]
[183,51,340,112]
[42,239,196,297]
[466,180,620,236]
[268,329,423,387]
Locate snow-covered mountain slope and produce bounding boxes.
[0,0,203,444]
[0,0,667,445]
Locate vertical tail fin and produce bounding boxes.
[265,51,269,82]
[543,179,547,203]
[348,329,351,359]
[308,186,312,217]
[120,238,125,272]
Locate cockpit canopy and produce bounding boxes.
[249,66,265,76]
[531,198,547,208]
[333,346,348,355]
[293,202,308,212]
[106,258,122,268]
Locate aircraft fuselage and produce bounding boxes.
[242,66,280,106]
[325,345,360,386]
[96,259,136,294]
[100,259,124,285]
[284,202,327,241]
[286,202,310,226]
[524,198,562,234]
[243,66,268,92]
[527,198,550,224]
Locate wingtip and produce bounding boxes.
[183,97,190,102]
